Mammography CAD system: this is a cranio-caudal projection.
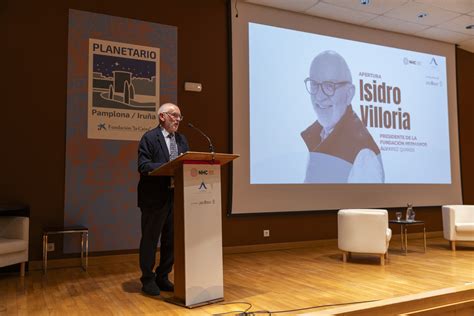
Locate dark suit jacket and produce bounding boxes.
[137,125,189,208]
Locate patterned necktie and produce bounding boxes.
[169,133,178,160]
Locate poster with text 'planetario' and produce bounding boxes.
[66,9,177,252]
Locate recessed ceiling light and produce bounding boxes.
[417,12,428,18]
[466,25,474,30]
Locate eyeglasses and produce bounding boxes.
[304,78,350,96]
[164,112,184,121]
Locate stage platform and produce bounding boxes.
[0,236,472,315]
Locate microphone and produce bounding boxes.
[188,123,215,153]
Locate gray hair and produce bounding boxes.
[158,103,178,114]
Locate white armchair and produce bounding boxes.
[0,216,29,276]
[338,209,392,265]
[442,205,474,251]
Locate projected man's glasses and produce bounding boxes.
[304,78,350,96]
[164,112,184,121]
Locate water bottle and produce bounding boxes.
[406,203,415,221]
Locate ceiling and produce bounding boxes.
[244,0,474,53]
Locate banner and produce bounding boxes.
[88,39,160,140]
[65,9,177,252]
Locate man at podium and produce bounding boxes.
[137,103,189,296]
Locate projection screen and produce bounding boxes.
[230,1,462,214]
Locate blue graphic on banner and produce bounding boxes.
[92,54,156,111]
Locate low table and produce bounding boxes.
[42,226,89,273]
[389,220,426,255]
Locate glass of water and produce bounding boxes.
[396,211,402,221]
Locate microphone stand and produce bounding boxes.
[188,123,215,154]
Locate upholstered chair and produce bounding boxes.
[338,209,392,265]
[0,216,29,276]
[442,205,474,251]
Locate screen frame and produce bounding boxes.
[227,1,463,215]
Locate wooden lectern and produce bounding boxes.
[149,151,239,308]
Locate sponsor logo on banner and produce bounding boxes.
[198,181,208,191]
[191,199,215,206]
[191,168,215,177]
[403,57,421,66]
[88,38,160,141]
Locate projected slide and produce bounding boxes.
[249,23,450,184]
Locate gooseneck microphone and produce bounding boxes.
[188,123,215,153]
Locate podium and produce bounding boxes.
[149,151,239,308]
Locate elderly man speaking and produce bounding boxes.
[301,50,384,183]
